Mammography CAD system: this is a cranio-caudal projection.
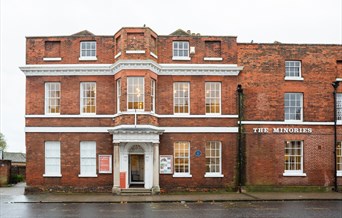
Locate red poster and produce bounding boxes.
[99,155,112,173]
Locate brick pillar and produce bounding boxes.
[152,143,160,194]
[112,143,121,195]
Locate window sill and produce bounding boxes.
[205,113,221,116]
[337,171,342,177]
[283,172,307,177]
[78,174,98,178]
[173,113,190,116]
[204,173,224,178]
[284,120,303,124]
[45,113,60,116]
[126,50,146,54]
[80,113,96,116]
[172,57,191,61]
[43,174,62,177]
[173,174,192,178]
[284,77,304,81]
[43,57,62,61]
[203,57,223,61]
[79,57,97,61]
[127,109,145,112]
[114,52,122,59]
[150,52,158,59]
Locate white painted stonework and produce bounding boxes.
[119,143,153,189]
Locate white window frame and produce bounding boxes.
[205,82,221,115]
[151,79,156,113]
[172,41,190,60]
[117,79,121,113]
[336,94,342,122]
[127,77,145,111]
[173,141,192,177]
[173,82,190,115]
[205,141,223,177]
[79,141,97,177]
[80,82,96,115]
[45,82,61,115]
[337,142,342,176]
[285,61,303,80]
[283,141,306,176]
[284,93,303,122]
[44,141,61,177]
[79,41,97,61]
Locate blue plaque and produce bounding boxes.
[195,150,201,157]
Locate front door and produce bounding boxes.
[129,154,144,185]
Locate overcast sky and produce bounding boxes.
[0,0,341,152]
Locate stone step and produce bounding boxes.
[121,188,152,196]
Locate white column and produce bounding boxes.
[152,143,160,194]
[112,143,121,195]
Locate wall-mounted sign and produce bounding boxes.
[195,150,201,157]
[253,127,312,134]
[99,155,112,174]
[160,155,173,174]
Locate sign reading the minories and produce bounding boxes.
[253,127,313,134]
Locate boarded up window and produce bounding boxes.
[127,33,144,50]
[116,36,121,54]
[205,41,221,57]
[150,35,157,54]
[44,41,61,57]
[338,60,342,78]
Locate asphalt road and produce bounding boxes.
[1,201,342,218]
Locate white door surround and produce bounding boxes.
[108,126,164,195]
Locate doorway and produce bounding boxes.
[129,154,144,186]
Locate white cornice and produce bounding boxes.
[25,113,238,119]
[20,60,243,76]
[25,126,238,133]
[20,64,112,76]
[240,121,334,125]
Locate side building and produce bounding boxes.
[20,27,342,194]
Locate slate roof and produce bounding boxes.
[3,152,26,163]
[71,30,95,36]
[169,29,190,36]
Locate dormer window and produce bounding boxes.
[79,41,97,61]
[172,41,190,60]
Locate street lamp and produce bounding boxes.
[332,81,339,192]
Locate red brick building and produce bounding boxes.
[20,27,342,194]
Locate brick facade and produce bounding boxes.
[21,27,342,193]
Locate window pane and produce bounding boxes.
[45,83,61,114]
[174,142,190,174]
[80,82,96,114]
[127,77,144,110]
[45,141,61,175]
[205,141,221,173]
[80,141,96,175]
[173,41,189,57]
[205,82,221,114]
[174,82,189,114]
[284,93,302,121]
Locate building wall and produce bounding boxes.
[23,27,342,191]
[159,133,237,191]
[244,125,342,187]
[26,133,113,190]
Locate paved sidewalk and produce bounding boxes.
[1,183,342,203]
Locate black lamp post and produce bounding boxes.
[237,84,243,193]
[332,81,339,192]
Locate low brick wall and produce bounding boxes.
[0,160,11,186]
